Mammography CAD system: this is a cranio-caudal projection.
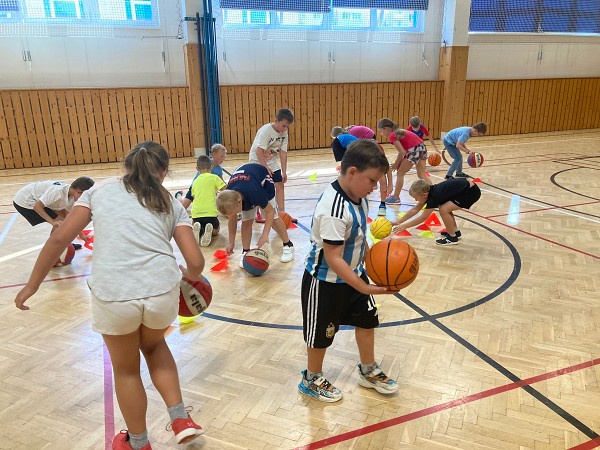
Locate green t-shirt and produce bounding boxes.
[191,173,226,218]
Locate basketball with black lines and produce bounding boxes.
[467,152,484,168]
[369,216,392,239]
[365,240,419,290]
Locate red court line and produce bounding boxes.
[0,273,88,290]
[467,211,599,260]
[484,200,600,219]
[568,438,600,450]
[294,358,600,450]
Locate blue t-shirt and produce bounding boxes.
[337,133,358,148]
[226,163,275,211]
[444,127,472,146]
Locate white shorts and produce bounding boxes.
[240,198,278,222]
[91,285,179,335]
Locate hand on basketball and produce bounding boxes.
[364,284,397,296]
[391,224,406,234]
[14,285,37,310]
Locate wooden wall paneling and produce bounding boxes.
[241,84,251,152]
[105,90,122,162]
[363,83,372,130]
[586,78,599,129]
[155,89,169,151]
[228,87,239,153]
[219,86,231,150]
[178,88,192,156]
[38,91,60,166]
[570,78,582,129]
[545,79,556,131]
[19,90,42,167]
[496,81,507,135]
[0,92,15,169]
[369,83,378,132]
[139,89,152,154]
[9,90,31,168]
[593,78,600,128]
[164,89,177,156]
[56,91,74,166]
[145,88,159,146]
[532,80,544,133]
[307,84,315,149]
[170,89,183,157]
[115,90,131,159]
[516,80,527,135]
[318,84,326,148]
[29,91,50,167]
[555,79,569,133]
[81,90,99,164]
[72,90,91,164]
[47,91,67,165]
[576,78,588,130]
[247,86,257,153]
[299,84,308,149]
[543,79,555,132]
[89,90,106,163]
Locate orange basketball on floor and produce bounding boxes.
[365,239,419,290]
[278,211,292,228]
[428,153,442,166]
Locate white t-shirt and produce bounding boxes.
[76,178,192,302]
[248,123,288,172]
[13,181,72,211]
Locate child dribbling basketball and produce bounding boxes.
[14,142,206,450]
[299,140,398,403]
[392,178,481,245]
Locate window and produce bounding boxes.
[470,0,600,34]
[277,11,323,27]
[1,0,158,26]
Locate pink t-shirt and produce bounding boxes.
[389,129,423,150]
[347,125,375,140]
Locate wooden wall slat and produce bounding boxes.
[1,79,599,168]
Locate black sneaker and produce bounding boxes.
[441,230,461,240]
[445,175,453,180]
[455,172,469,178]
[73,243,82,250]
[435,235,459,245]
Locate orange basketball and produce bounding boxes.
[278,211,292,228]
[365,239,419,290]
[428,153,442,166]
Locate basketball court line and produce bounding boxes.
[550,167,600,201]
[568,438,600,450]
[484,200,600,219]
[0,212,18,246]
[294,358,600,450]
[0,244,44,264]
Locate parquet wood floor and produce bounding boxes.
[0,130,599,449]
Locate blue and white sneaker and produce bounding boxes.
[298,370,342,403]
[377,205,387,216]
[357,363,398,394]
[385,196,401,205]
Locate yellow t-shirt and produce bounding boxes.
[191,173,226,218]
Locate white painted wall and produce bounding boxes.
[1,0,599,89]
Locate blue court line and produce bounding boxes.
[0,213,18,247]
[507,195,520,225]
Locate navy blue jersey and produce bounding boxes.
[226,163,275,211]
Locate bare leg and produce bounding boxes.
[307,347,327,374]
[102,330,146,435]
[392,160,413,200]
[240,218,253,249]
[275,182,285,212]
[439,202,462,235]
[140,325,183,408]
[355,327,375,365]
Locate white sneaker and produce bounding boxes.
[280,245,294,263]
[200,223,213,247]
[239,251,247,269]
[192,222,201,246]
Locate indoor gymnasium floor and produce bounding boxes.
[0,130,599,450]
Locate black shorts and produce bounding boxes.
[331,138,346,162]
[301,270,379,349]
[192,216,220,235]
[271,169,283,183]
[451,184,481,209]
[13,202,57,226]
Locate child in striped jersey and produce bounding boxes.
[299,140,399,403]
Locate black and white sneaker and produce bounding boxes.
[441,230,461,240]
[435,235,459,245]
[455,172,469,178]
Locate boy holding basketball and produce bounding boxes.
[216,163,294,267]
[392,178,481,245]
[299,140,398,403]
[443,122,487,179]
[190,155,226,247]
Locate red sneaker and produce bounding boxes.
[112,431,152,450]
[167,415,204,444]
[255,210,265,223]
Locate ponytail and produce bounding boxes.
[122,141,173,214]
[377,118,405,140]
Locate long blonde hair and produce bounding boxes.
[123,141,173,214]
[377,118,406,140]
